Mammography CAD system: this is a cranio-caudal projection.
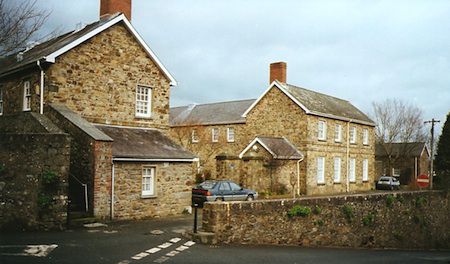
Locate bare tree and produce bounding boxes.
[0,0,51,57]
[372,98,427,175]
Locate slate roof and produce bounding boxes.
[282,82,374,125]
[170,99,256,126]
[240,136,304,160]
[375,142,429,158]
[96,125,196,160]
[0,13,121,77]
[50,104,113,141]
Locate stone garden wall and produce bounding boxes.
[0,133,70,230]
[202,191,450,249]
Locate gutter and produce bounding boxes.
[346,120,351,193]
[111,160,115,220]
[112,157,198,162]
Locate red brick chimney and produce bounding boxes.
[100,0,132,21]
[269,62,287,84]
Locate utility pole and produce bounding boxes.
[424,118,440,189]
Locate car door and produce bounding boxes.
[217,182,233,201]
[229,182,246,201]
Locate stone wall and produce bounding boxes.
[202,191,450,249]
[0,133,70,230]
[44,105,113,217]
[112,161,193,219]
[45,23,172,129]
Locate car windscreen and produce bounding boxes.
[379,178,390,182]
[197,181,217,190]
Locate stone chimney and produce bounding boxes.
[100,0,132,21]
[269,62,287,84]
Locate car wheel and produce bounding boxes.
[246,195,254,201]
[215,197,224,202]
[390,186,394,191]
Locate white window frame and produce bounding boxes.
[350,126,357,144]
[334,157,341,183]
[392,168,400,177]
[335,124,342,142]
[227,127,235,142]
[142,167,155,197]
[135,85,152,118]
[0,86,3,116]
[362,159,369,182]
[211,128,219,142]
[317,157,325,184]
[191,129,199,143]
[349,158,356,182]
[23,80,31,111]
[318,120,327,140]
[363,128,369,145]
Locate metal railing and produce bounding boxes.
[69,173,88,212]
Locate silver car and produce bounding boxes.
[192,180,258,207]
[376,176,400,190]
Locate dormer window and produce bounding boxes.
[23,80,31,111]
[135,85,152,118]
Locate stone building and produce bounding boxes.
[170,62,376,196]
[375,142,430,185]
[0,0,196,228]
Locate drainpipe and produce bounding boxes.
[414,157,418,180]
[346,120,351,192]
[36,60,45,114]
[297,156,304,197]
[111,160,115,220]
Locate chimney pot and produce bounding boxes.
[100,0,132,21]
[269,62,287,84]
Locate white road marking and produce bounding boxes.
[169,237,181,243]
[117,260,131,264]
[184,241,196,247]
[166,250,179,257]
[131,252,149,260]
[146,247,162,254]
[154,256,170,263]
[0,244,58,257]
[176,245,189,251]
[158,242,172,249]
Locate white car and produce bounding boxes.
[376,176,400,190]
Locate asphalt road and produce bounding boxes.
[1,215,449,264]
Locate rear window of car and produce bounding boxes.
[198,181,217,190]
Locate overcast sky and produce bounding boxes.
[31,0,449,135]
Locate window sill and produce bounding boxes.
[349,181,356,184]
[333,181,341,184]
[317,182,326,186]
[362,180,369,182]
[318,138,327,142]
[334,140,342,143]
[227,140,235,143]
[141,195,157,199]
[135,115,152,119]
